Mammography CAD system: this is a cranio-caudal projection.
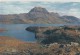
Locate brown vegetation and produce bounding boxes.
[0,36,80,55]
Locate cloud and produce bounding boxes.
[67,8,80,18]
[56,8,80,18]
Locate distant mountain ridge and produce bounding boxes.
[0,7,80,24]
[62,16,80,23]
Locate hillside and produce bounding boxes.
[0,36,80,55]
[0,7,80,24]
[61,16,80,23]
[0,36,38,54]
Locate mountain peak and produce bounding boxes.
[29,7,49,14]
[28,7,50,19]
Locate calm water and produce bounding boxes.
[0,24,79,42]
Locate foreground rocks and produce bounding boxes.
[0,36,80,55]
[0,42,80,55]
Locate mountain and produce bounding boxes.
[0,14,25,24]
[61,16,80,24]
[0,7,80,24]
[27,7,49,19]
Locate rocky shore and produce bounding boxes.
[26,25,80,44]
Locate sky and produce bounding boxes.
[0,0,80,18]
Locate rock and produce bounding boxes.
[26,26,80,44]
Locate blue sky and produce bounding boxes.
[0,1,80,18]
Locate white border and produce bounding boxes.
[0,0,80,2]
